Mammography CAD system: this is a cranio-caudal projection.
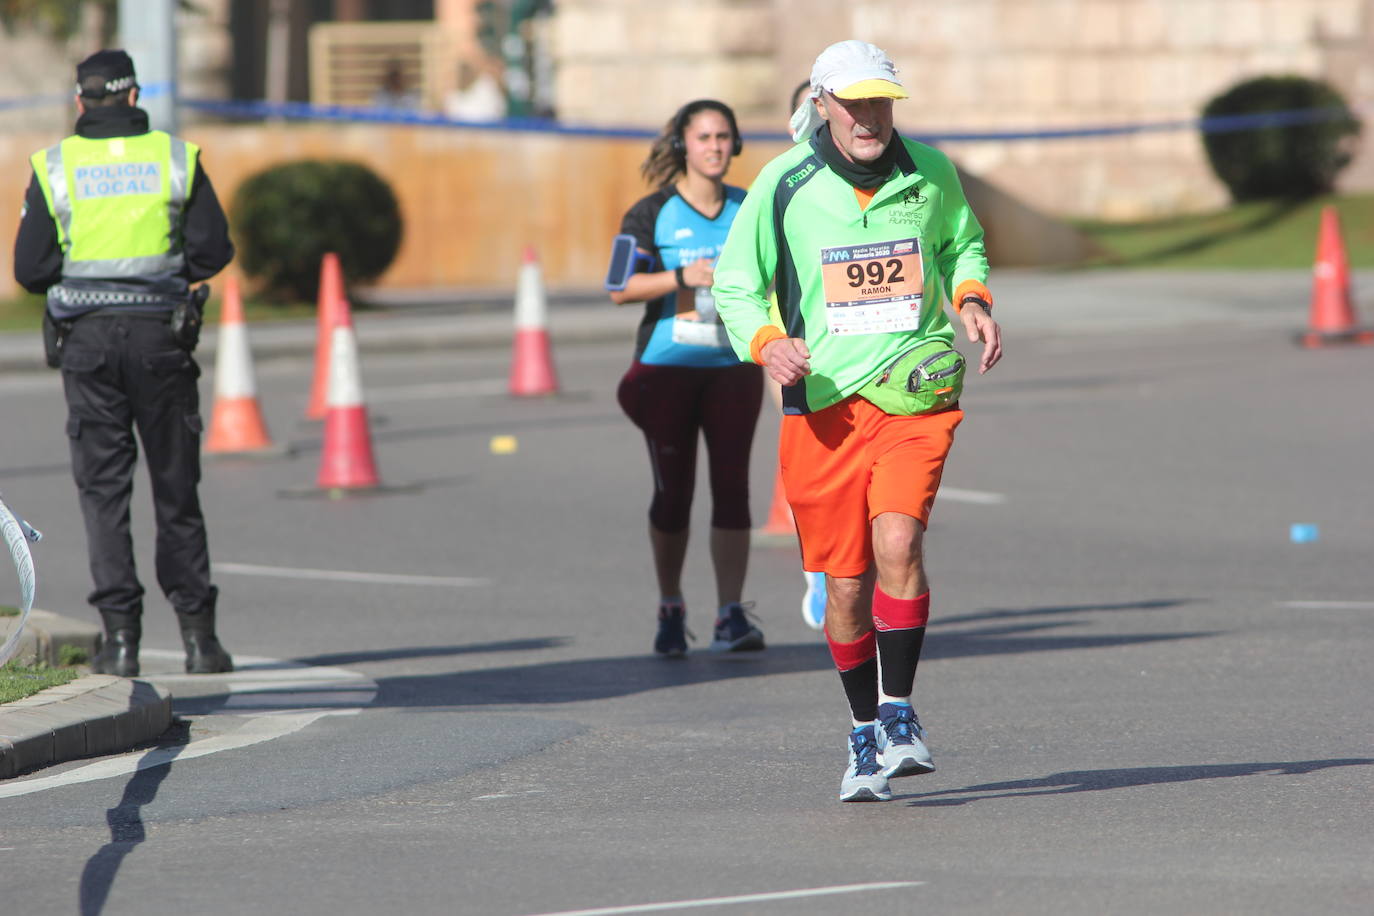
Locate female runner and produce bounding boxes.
[610,99,764,656]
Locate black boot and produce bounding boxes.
[177,586,233,674]
[93,612,141,677]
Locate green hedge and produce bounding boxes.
[1201,75,1361,202]
[231,160,403,302]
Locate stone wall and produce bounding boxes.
[551,0,781,126]
[551,0,1374,218]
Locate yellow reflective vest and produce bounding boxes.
[30,130,198,296]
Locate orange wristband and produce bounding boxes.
[749,324,787,365]
[953,280,993,313]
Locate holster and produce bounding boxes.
[170,285,210,352]
[42,311,74,369]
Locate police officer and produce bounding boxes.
[13,50,235,677]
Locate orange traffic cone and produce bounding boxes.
[760,459,796,537]
[508,246,559,396]
[1301,206,1374,347]
[205,275,276,455]
[307,252,345,418]
[316,294,380,491]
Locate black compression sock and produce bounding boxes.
[877,626,926,699]
[838,657,879,723]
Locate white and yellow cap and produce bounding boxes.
[790,40,907,141]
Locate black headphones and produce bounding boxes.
[669,99,743,159]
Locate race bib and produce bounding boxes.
[671,315,729,348]
[819,237,924,336]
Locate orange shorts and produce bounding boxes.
[779,396,962,578]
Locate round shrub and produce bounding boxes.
[1201,75,1361,202]
[231,160,403,301]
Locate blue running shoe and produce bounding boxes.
[876,702,935,777]
[840,724,891,802]
[801,570,826,630]
[654,602,689,657]
[710,602,765,652]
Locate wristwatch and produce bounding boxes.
[959,295,991,313]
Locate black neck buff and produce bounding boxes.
[816,122,898,189]
[76,105,150,140]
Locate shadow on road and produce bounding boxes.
[78,721,190,916]
[292,637,570,667]
[903,758,1374,807]
[351,602,1214,708]
[926,598,1214,662]
[939,598,1194,627]
[168,596,1215,715]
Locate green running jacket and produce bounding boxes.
[714,131,989,414]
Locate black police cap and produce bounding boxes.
[76,49,138,98]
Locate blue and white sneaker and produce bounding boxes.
[801,570,826,630]
[840,724,891,802]
[876,702,935,778]
[710,602,765,652]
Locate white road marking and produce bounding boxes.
[0,649,376,798]
[940,486,1007,505]
[474,789,547,800]
[216,561,489,587]
[1277,600,1374,610]
[146,653,368,686]
[520,882,925,916]
[365,378,507,402]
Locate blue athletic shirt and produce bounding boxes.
[619,185,747,367]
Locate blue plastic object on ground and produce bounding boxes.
[1290,523,1320,543]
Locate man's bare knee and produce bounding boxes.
[872,513,927,598]
[872,513,924,567]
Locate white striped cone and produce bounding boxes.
[205,276,275,454]
[316,318,380,490]
[508,246,558,396]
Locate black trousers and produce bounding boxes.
[59,313,212,626]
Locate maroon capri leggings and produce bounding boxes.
[616,360,764,533]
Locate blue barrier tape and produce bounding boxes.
[177,96,662,138]
[0,81,169,112]
[0,93,67,112]
[905,106,1355,143]
[178,97,1358,142]
[0,89,1357,142]
[137,81,172,98]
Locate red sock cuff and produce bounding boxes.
[825,628,876,672]
[873,587,930,631]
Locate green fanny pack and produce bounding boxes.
[857,339,966,416]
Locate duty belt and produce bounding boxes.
[47,284,180,309]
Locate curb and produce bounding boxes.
[0,674,172,778]
[0,608,101,668]
[1,610,172,779]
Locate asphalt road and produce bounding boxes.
[0,279,1371,915]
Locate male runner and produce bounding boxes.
[714,39,1002,801]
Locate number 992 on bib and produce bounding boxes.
[819,238,924,336]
